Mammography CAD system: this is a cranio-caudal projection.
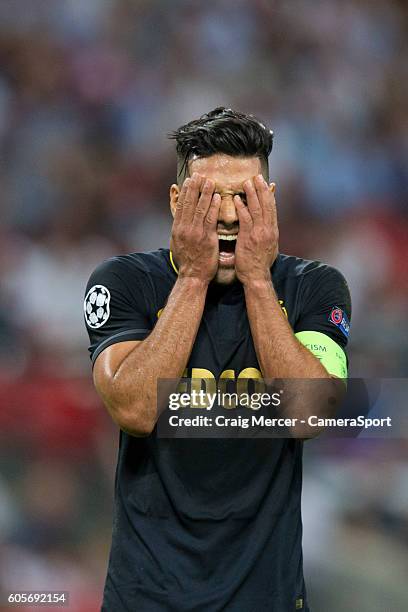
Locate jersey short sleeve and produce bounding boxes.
[294,265,352,378]
[84,257,153,365]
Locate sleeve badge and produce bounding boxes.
[328,306,350,338]
[84,285,111,329]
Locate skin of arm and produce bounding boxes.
[243,278,331,379]
[93,174,220,436]
[234,175,344,435]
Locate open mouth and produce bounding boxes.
[218,234,237,266]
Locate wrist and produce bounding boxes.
[176,274,210,291]
[241,273,273,292]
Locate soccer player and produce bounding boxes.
[84,108,351,611]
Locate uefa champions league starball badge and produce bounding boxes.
[84,285,111,329]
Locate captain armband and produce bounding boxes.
[295,331,348,380]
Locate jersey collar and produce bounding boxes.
[169,250,179,275]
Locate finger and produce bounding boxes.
[268,182,278,227]
[181,173,203,223]
[234,195,252,232]
[205,193,221,231]
[173,178,191,226]
[255,175,276,225]
[193,178,215,226]
[243,178,263,227]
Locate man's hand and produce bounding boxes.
[234,174,278,285]
[171,173,221,283]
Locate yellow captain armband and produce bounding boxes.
[295,330,348,380]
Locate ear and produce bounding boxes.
[169,184,180,218]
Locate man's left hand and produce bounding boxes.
[234,174,279,285]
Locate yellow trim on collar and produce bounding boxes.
[169,250,179,275]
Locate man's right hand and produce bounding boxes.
[171,173,221,283]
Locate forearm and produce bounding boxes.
[244,278,329,379]
[244,278,343,436]
[108,276,208,434]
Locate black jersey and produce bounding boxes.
[84,249,351,612]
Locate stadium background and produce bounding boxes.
[0,1,407,610]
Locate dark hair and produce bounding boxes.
[168,107,274,184]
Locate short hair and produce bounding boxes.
[168,107,274,184]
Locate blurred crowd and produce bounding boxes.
[0,1,407,610]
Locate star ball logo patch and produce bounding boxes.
[84,285,111,329]
[329,306,350,338]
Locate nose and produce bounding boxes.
[218,194,238,228]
